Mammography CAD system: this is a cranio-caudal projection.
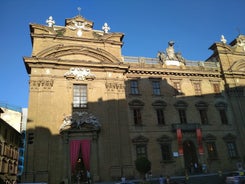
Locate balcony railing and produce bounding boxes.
[123,56,219,69]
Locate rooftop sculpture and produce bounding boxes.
[157,41,186,66]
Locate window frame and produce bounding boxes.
[73,84,88,108]
[152,80,161,95]
[226,142,238,159]
[206,142,218,160]
[130,80,139,95]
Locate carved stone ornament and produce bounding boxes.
[105,82,125,92]
[60,111,101,132]
[64,68,96,80]
[30,79,54,90]
[157,41,186,65]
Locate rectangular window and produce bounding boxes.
[130,80,139,94]
[173,82,182,95]
[219,109,228,125]
[133,109,142,125]
[156,109,165,125]
[207,142,218,159]
[136,144,147,158]
[193,83,202,96]
[161,144,172,161]
[73,84,87,108]
[152,81,161,95]
[226,142,238,158]
[199,109,208,125]
[178,109,187,124]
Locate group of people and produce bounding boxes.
[159,175,172,184]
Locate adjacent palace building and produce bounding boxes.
[22,14,245,183]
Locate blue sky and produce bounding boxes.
[1,0,245,108]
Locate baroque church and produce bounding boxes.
[22,14,245,184]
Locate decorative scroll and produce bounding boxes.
[64,68,96,81]
[177,128,183,155]
[196,128,204,154]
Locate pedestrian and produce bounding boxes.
[165,175,171,184]
[159,175,164,184]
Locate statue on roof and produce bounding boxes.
[166,41,177,60]
[157,41,186,65]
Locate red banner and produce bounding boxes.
[177,128,183,155]
[196,128,204,154]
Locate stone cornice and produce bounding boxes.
[126,68,221,78]
[31,32,123,46]
[23,57,129,74]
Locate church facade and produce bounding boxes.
[22,14,245,184]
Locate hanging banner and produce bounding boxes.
[196,128,204,154]
[177,128,183,155]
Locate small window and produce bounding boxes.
[215,102,228,125]
[179,109,187,124]
[206,142,218,159]
[161,143,172,161]
[130,80,139,95]
[174,101,188,124]
[219,109,228,125]
[199,109,208,125]
[136,144,147,158]
[73,84,87,108]
[129,100,144,126]
[226,142,238,158]
[152,81,161,95]
[156,109,165,125]
[133,109,142,126]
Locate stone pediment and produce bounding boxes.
[65,15,94,30]
[35,44,122,63]
[229,59,245,72]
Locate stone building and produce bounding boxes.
[22,14,245,183]
[0,108,21,183]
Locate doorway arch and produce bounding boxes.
[183,140,198,174]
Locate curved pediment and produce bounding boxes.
[229,59,245,71]
[35,44,121,63]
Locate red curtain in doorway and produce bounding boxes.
[177,128,183,155]
[196,128,204,154]
[70,140,91,173]
[81,140,91,171]
[70,140,81,173]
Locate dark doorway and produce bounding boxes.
[183,140,198,174]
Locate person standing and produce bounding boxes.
[159,175,164,184]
